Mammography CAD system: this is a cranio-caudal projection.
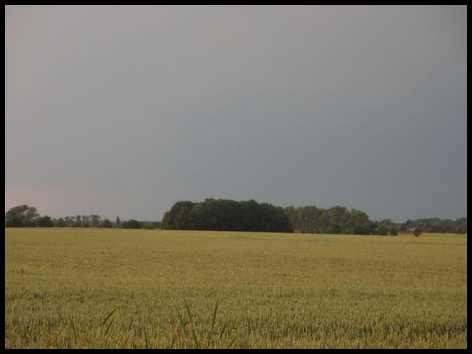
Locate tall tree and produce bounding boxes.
[161,199,292,232]
[5,205,39,227]
[90,215,101,227]
[74,215,82,227]
[36,215,54,227]
[55,218,66,227]
[101,218,113,228]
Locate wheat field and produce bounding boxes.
[5,228,467,348]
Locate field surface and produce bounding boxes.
[5,228,467,348]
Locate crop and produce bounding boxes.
[5,228,467,348]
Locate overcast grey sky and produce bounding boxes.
[6,5,467,222]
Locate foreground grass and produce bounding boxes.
[5,228,466,348]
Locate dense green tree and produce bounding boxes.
[82,216,90,228]
[350,209,371,235]
[162,199,292,232]
[90,215,101,228]
[374,223,389,236]
[161,212,172,229]
[121,219,142,229]
[55,218,66,227]
[101,218,113,228]
[36,215,54,227]
[284,206,403,236]
[5,205,39,227]
[74,216,82,227]
[64,216,75,227]
[172,201,195,229]
[285,206,322,233]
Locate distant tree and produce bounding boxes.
[162,199,292,232]
[285,206,322,233]
[161,212,172,229]
[55,218,66,227]
[121,219,142,229]
[325,206,351,234]
[376,224,389,236]
[376,219,399,236]
[369,221,388,236]
[36,215,54,227]
[161,201,195,230]
[90,215,101,228]
[454,218,466,234]
[115,217,121,228]
[285,205,378,235]
[26,207,40,226]
[74,215,82,227]
[64,216,75,227]
[350,209,371,235]
[5,205,39,227]
[82,216,90,228]
[400,218,465,234]
[100,218,113,228]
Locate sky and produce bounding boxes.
[6,5,467,222]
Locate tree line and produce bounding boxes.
[5,202,466,235]
[4,205,160,229]
[157,200,466,235]
[399,217,466,234]
[284,206,399,235]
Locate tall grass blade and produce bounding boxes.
[69,317,77,345]
[128,319,134,332]
[174,306,187,337]
[143,326,149,348]
[211,299,219,332]
[219,322,228,340]
[206,299,220,347]
[184,300,200,348]
[104,317,114,336]
[102,308,118,326]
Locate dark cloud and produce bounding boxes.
[6,5,466,221]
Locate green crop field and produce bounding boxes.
[5,228,467,349]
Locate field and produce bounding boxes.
[5,228,467,348]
